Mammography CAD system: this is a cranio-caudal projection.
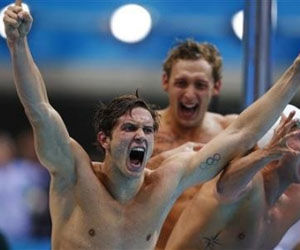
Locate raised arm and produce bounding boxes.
[172,55,300,193]
[4,3,76,182]
[216,112,300,201]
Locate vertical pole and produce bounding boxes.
[243,0,272,108]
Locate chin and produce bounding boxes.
[178,118,200,128]
[175,109,202,128]
[126,165,145,178]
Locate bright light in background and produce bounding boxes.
[271,0,277,30]
[0,2,30,39]
[110,4,152,43]
[231,1,277,41]
[231,10,243,40]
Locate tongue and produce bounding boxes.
[183,107,194,114]
[181,106,195,118]
[130,159,140,166]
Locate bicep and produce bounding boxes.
[30,103,75,176]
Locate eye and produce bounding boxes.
[195,81,208,90]
[122,123,137,132]
[143,126,154,134]
[174,79,187,88]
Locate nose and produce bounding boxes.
[134,128,146,142]
[183,86,196,101]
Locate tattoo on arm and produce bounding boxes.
[199,153,221,170]
[203,231,222,249]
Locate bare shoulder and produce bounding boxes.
[69,138,91,164]
[69,139,97,180]
[206,112,238,129]
[224,113,239,124]
[69,138,87,155]
[153,109,178,155]
[199,112,237,137]
[150,151,196,186]
[138,167,180,205]
[148,156,181,178]
[49,140,92,218]
[51,138,92,191]
[156,109,170,133]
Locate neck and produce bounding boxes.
[162,107,206,140]
[100,158,144,203]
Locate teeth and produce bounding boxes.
[182,103,197,108]
[132,147,145,152]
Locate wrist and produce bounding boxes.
[263,146,286,160]
[7,36,27,51]
[256,148,279,161]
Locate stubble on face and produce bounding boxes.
[108,108,155,177]
[166,59,217,128]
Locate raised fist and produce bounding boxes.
[3,3,32,45]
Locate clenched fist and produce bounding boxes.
[3,1,32,46]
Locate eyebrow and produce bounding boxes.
[144,125,154,128]
[121,122,154,128]
[175,74,209,81]
[121,122,137,127]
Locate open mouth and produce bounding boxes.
[128,146,146,171]
[179,103,199,118]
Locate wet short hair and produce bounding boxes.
[93,92,159,151]
[163,39,222,83]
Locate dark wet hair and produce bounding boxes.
[163,39,223,83]
[93,91,159,152]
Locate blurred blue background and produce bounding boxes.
[1,0,300,100]
[0,1,300,249]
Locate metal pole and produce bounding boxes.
[243,0,272,108]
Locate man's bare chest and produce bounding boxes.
[59,201,162,249]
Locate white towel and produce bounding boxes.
[257,104,300,149]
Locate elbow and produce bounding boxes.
[24,102,51,125]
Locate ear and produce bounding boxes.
[97,131,110,150]
[212,80,222,96]
[162,72,169,92]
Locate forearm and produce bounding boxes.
[185,58,300,186]
[9,37,49,119]
[230,60,300,147]
[217,149,280,199]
